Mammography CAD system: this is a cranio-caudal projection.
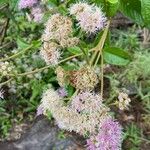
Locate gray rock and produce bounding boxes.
[0,116,85,150]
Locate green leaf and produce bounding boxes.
[103,47,131,65]
[67,46,81,54]
[119,0,144,25]
[141,0,150,27]
[17,38,30,49]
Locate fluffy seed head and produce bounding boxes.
[55,66,67,87]
[42,13,79,48]
[42,14,72,42]
[69,66,98,90]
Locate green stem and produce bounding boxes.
[0,78,13,87]
[90,20,110,66]
[100,53,104,98]
[0,45,33,62]
[81,48,90,65]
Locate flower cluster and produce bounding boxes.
[69,66,98,90]
[38,88,110,135]
[40,42,61,65]
[42,13,79,46]
[41,14,79,65]
[55,66,67,86]
[69,2,106,33]
[0,61,14,76]
[37,88,61,115]
[118,92,131,110]
[87,118,122,150]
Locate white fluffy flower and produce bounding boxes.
[40,88,61,115]
[69,2,106,33]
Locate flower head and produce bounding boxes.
[38,88,110,135]
[0,61,14,76]
[18,0,38,9]
[39,88,61,115]
[31,6,43,22]
[42,14,72,42]
[69,66,98,90]
[42,13,79,47]
[69,2,91,17]
[69,2,106,33]
[40,42,61,65]
[87,118,122,150]
[97,118,122,150]
[118,92,131,110]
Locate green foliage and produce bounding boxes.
[124,123,142,149]
[141,0,150,27]
[119,0,150,28]
[0,101,11,138]
[104,47,131,65]
[123,52,150,83]
[57,130,66,139]
[111,28,140,50]
[67,46,81,55]
[119,0,144,25]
